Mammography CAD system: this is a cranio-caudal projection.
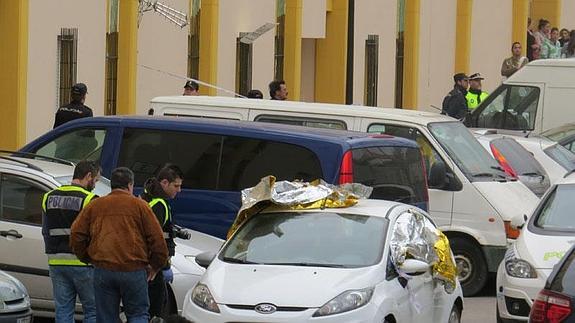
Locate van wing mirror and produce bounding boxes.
[398,259,431,275]
[428,161,447,189]
[510,214,528,230]
[195,251,216,269]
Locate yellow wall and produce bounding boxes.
[512,0,529,56]
[531,0,561,28]
[314,0,348,104]
[0,0,28,150]
[199,0,219,95]
[402,0,420,109]
[117,0,138,114]
[454,0,472,74]
[284,0,303,101]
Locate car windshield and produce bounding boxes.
[535,184,575,232]
[55,176,112,197]
[542,125,575,143]
[428,122,506,181]
[544,144,575,172]
[220,212,388,268]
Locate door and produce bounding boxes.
[0,172,54,304]
[363,120,455,227]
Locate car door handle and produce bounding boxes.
[0,229,23,239]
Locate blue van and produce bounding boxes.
[20,116,427,238]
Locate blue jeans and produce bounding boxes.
[49,265,96,323]
[93,267,149,323]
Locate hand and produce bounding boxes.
[146,265,158,282]
[162,268,174,283]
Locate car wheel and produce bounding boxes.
[448,304,462,323]
[450,237,488,297]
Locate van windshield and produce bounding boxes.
[352,146,428,210]
[429,122,506,182]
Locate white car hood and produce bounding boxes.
[204,260,382,308]
[473,181,539,221]
[517,228,575,270]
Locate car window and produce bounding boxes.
[218,137,323,191]
[548,246,575,295]
[542,126,575,143]
[367,123,446,183]
[544,144,575,172]
[475,85,539,131]
[352,146,427,206]
[534,184,575,232]
[490,138,547,177]
[221,212,388,268]
[0,174,48,226]
[255,115,347,130]
[34,128,106,163]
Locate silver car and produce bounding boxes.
[0,270,32,322]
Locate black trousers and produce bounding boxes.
[148,270,167,319]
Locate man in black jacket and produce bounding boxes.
[442,73,469,120]
[54,83,93,128]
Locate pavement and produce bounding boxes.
[462,277,497,323]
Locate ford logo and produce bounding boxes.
[254,303,277,314]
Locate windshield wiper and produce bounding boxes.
[471,172,495,178]
[222,257,259,265]
[267,262,348,268]
[491,166,506,173]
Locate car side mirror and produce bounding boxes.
[429,161,447,189]
[398,259,430,276]
[510,214,528,230]
[195,251,216,269]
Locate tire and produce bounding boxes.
[450,237,488,297]
[448,304,462,323]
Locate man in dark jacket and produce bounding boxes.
[54,83,93,128]
[442,73,469,120]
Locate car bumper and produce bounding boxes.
[181,289,384,323]
[496,262,550,321]
[0,308,33,323]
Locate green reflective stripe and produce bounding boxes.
[42,190,53,212]
[47,253,88,266]
[49,228,71,236]
[57,186,92,195]
[82,193,96,208]
[149,198,169,225]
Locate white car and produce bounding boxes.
[0,154,222,317]
[182,199,463,323]
[496,174,575,322]
[0,270,33,322]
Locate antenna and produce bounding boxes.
[138,0,188,28]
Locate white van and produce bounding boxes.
[466,58,575,134]
[149,95,539,296]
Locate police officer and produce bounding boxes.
[141,164,189,318]
[442,73,469,120]
[42,160,100,323]
[54,83,93,129]
[466,73,489,110]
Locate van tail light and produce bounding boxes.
[490,144,518,178]
[530,289,572,323]
[339,151,354,184]
[504,221,521,239]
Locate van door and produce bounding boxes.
[363,121,456,228]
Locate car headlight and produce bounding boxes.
[313,287,374,317]
[191,283,220,313]
[505,258,537,278]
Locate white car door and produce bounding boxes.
[0,171,54,306]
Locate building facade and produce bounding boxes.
[1,0,574,148]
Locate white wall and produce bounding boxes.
[352,0,397,107]
[27,0,106,142]
[300,38,316,102]
[217,0,275,97]
[562,0,575,30]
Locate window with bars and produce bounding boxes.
[236,34,253,97]
[188,0,201,79]
[57,28,78,108]
[395,0,405,108]
[105,32,118,115]
[274,0,285,81]
[364,35,379,107]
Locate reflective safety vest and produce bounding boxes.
[148,198,172,239]
[42,185,96,266]
[466,91,489,109]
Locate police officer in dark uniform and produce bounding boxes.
[140,164,190,318]
[42,160,101,323]
[442,73,469,120]
[54,83,93,129]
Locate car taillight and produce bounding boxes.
[530,289,572,323]
[490,144,517,178]
[339,151,353,184]
[504,220,521,239]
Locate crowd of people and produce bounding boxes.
[528,18,575,60]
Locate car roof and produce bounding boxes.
[556,173,575,185]
[473,130,556,149]
[150,95,455,126]
[59,115,419,148]
[0,156,74,178]
[527,58,575,68]
[261,199,407,219]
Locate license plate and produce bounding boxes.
[17,316,32,323]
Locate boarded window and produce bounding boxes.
[274,0,285,81]
[188,0,201,79]
[236,34,253,97]
[57,28,78,108]
[105,32,118,115]
[364,35,379,107]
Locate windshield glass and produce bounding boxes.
[221,212,388,268]
[542,125,575,143]
[474,85,539,131]
[55,176,112,197]
[544,144,575,172]
[429,122,505,181]
[535,184,575,232]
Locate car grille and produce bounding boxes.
[226,304,308,312]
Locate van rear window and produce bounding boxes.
[352,147,427,206]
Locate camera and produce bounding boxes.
[173,225,191,240]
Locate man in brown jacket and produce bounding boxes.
[71,167,168,323]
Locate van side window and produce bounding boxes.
[367,124,444,181]
[117,128,221,189]
[255,115,347,130]
[476,85,539,130]
[218,137,323,190]
[33,129,106,163]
